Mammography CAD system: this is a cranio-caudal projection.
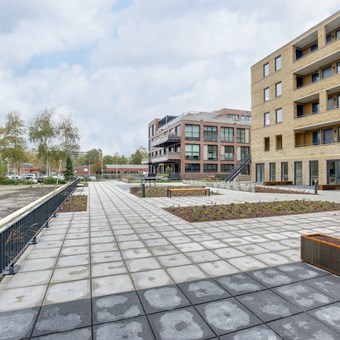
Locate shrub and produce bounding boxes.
[43,177,66,185]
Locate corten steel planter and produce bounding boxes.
[301,234,340,275]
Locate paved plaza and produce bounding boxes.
[0,182,340,339]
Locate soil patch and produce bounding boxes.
[311,235,340,246]
[165,200,340,222]
[130,186,217,198]
[60,195,87,212]
[255,187,312,194]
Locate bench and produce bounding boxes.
[167,187,210,198]
[318,184,340,190]
[141,173,158,186]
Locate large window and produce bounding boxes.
[276,108,282,123]
[220,127,234,142]
[203,164,217,173]
[221,164,234,172]
[185,163,200,172]
[185,144,200,160]
[310,160,318,185]
[269,163,276,182]
[185,125,200,141]
[323,129,334,144]
[312,102,319,114]
[263,63,269,77]
[236,128,249,143]
[275,56,281,71]
[264,112,270,126]
[203,126,218,141]
[275,82,282,97]
[221,146,234,160]
[312,72,319,83]
[264,87,270,102]
[240,146,250,159]
[204,145,218,160]
[281,162,288,182]
[322,65,332,79]
[313,131,320,145]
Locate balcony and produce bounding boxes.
[141,158,150,165]
[151,133,181,147]
[295,95,319,119]
[294,31,318,62]
[150,152,181,163]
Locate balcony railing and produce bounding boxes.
[151,133,181,147]
[150,152,181,163]
[295,141,339,147]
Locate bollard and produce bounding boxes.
[141,183,145,198]
[314,180,318,195]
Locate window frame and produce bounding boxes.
[220,127,234,143]
[203,164,218,173]
[184,144,200,160]
[275,55,281,71]
[275,108,282,123]
[275,82,282,97]
[264,87,270,102]
[185,124,200,141]
[264,112,270,126]
[263,63,269,77]
[203,125,218,142]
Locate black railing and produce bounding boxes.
[225,154,251,182]
[0,179,79,275]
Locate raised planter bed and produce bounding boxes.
[301,233,340,275]
[318,184,340,190]
[263,181,293,186]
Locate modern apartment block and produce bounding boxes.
[251,11,340,185]
[146,108,251,179]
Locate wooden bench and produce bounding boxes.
[318,184,340,190]
[167,187,210,198]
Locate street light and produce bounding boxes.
[56,160,62,185]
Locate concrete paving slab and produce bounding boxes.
[93,291,144,325]
[308,302,340,334]
[167,264,208,283]
[33,327,92,340]
[220,325,282,340]
[131,269,173,290]
[304,275,340,299]
[92,274,134,297]
[247,267,296,288]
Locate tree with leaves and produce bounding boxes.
[64,156,75,181]
[0,111,27,175]
[129,146,147,164]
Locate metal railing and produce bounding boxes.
[225,154,251,182]
[0,179,80,275]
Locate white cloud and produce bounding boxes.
[0,0,338,155]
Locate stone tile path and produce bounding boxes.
[0,182,340,339]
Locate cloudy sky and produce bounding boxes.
[0,1,338,156]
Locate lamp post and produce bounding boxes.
[56,160,62,185]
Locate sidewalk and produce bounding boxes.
[0,182,340,339]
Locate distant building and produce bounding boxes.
[251,11,340,185]
[146,108,251,180]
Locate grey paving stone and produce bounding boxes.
[275,262,329,280]
[268,313,339,340]
[33,299,91,337]
[237,290,301,323]
[195,298,261,336]
[214,273,266,296]
[273,282,336,310]
[0,307,38,340]
[148,306,214,340]
[138,285,190,314]
[220,325,282,340]
[94,316,154,340]
[247,268,295,288]
[308,302,340,334]
[33,327,92,339]
[304,275,340,300]
[178,279,230,304]
[93,291,144,325]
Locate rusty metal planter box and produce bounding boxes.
[301,234,340,275]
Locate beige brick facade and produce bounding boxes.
[251,11,340,185]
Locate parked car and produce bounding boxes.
[89,176,97,181]
[21,174,38,183]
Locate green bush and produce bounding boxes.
[0,177,35,185]
[43,177,66,185]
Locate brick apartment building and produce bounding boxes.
[251,11,340,185]
[145,108,251,180]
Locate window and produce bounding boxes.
[203,126,217,142]
[337,62,340,74]
[310,43,318,52]
[338,128,340,143]
[204,164,217,173]
[313,131,320,145]
[270,163,276,182]
[220,127,234,142]
[236,128,249,143]
[322,65,332,79]
[337,30,340,39]
[263,63,269,77]
[204,145,218,161]
[185,144,200,160]
[185,125,200,141]
[276,135,282,150]
[275,82,282,97]
[185,163,200,172]
[221,146,234,160]
[221,164,234,172]
[275,56,281,71]
[328,96,334,110]
[312,102,319,114]
[240,146,250,159]
[311,72,319,83]
[326,34,332,44]
[296,76,303,88]
[275,108,282,123]
[323,129,333,144]
[297,104,304,117]
[310,160,319,185]
[264,112,270,126]
[281,162,288,181]
[264,87,270,101]
[296,49,303,60]
[264,137,270,151]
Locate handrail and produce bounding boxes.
[0,179,80,275]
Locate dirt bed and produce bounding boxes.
[311,235,340,246]
[0,186,56,220]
